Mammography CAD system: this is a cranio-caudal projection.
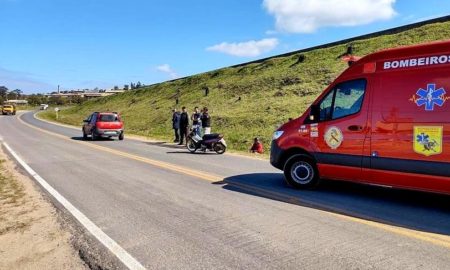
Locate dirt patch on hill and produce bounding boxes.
[0,147,87,270]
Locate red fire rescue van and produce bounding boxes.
[270,40,450,195]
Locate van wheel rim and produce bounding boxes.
[291,161,314,184]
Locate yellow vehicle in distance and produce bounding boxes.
[1,104,16,115]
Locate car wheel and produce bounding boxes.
[82,130,87,140]
[283,155,320,189]
[119,132,124,141]
[91,130,97,141]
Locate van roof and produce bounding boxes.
[364,39,449,63]
[339,40,450,79]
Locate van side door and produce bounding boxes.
[311,78,371,181]
[370,66,450,193]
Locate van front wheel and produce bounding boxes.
[284,155,320,189]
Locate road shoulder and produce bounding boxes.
[0,146,87,270]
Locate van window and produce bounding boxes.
[319,79,366,121]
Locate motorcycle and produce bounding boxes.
[186,130,227,154]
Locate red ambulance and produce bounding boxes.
[270,40,450,195]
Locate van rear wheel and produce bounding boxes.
[284,155,320,189]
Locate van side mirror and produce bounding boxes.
[309,104,320,122]
[83,119,89,123]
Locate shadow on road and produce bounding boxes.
[145,141,187,149]
[216,173,450,235]
[71,136,119,141]
[166,151,217,155]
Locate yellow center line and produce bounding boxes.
[16,113,450,249]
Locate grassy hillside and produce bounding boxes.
[40,21,450,152]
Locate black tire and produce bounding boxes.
[119,132,124,141]
[186,138,197,153]
[213,142,226,154]
[82,130,87,140]
[283,155,320,189]
[91,130,97,141]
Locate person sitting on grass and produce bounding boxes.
[250,137,264,154]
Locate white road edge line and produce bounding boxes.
[1,140,146,270]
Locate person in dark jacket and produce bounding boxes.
[179,107,189,145]
[172,108,181,143]
[191,106,202,136]
[200,107,211,135]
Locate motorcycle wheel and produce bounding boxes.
[213,142,226,154]
[186,139,197,153]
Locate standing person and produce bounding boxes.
[172,108,180,143]
[191,106,202,136]
[179,107,189,145]
[201,107,211,135]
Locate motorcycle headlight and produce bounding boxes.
[272,130,284,140]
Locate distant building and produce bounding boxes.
[46,89,125,99]
[4,100,28,105]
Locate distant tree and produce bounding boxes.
[28,94,49,106]
[0,86,8,100]
[136,81,142,88]
[124,84,129,90]
[27,94,41,105]
[113,85,119,90]
[69,95,85,104]
[12,89,23,99]
[49,96,66,106]
[130,82,135,90]
[7,92,17,100]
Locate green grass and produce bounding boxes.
[40,21,450,152]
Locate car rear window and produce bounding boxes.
[4,105,12,108]
[99,114,119,122]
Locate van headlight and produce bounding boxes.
[272,130,284,140]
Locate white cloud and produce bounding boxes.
[206,38,279,57]
[263,0,397,33]
[156,64,178,79]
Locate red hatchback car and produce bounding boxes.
[82,112,124,140]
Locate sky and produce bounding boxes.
[1,0,449,93]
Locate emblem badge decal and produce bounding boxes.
[410,84,448,111]
[324,126,343,149]
[413,126,443,156]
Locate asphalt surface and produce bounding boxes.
[0,111,449,269]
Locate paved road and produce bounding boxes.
[0,111,449,269]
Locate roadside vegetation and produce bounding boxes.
[40,21,450,152]
[0,159,28,235]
